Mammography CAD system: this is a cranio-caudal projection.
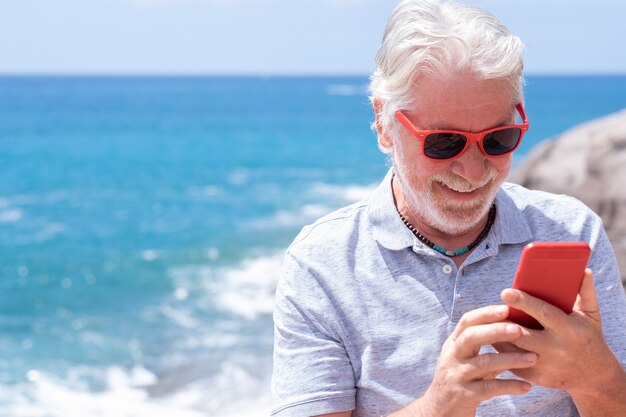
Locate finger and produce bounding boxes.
[452,305,509,340]
[455,322,524,358]
[501,326,548,354]
[492,341,526,354]
[468,378,532,401]
[501,288,565,330]
[573,269,601,321]
[465,351,537,380]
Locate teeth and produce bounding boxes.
[444,183,477,193]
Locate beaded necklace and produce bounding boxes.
[397,204,496,257]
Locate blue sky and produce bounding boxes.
[1,0,625,75]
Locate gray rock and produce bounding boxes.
[510,108,626,286]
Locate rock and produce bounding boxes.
[510,108,626,287]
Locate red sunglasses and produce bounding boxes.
[395,103,530,160]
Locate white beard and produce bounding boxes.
[393,157,502,236]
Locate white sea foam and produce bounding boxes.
[165,251,282,321]
[207,247,220,260]
[228,169,250,185]
[174,287,189,301]
[249,182,376,230]
[4,191,71,206]
[309,182,376,202]
[0,361,271,417]
[251,203,334,228]
[141,249,159,261]
[188,185,221,199]
[203,185,220,197]
[0,208,23,223]
[215,252,283,320]
[167,265,213,295]
[0,366,204,417]
[34,223,65,242]
[149,359,271,417]
[159,304,200,329]
[326,84,369,96]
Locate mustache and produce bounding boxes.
[430,167,498,193]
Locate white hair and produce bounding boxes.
[370,0,525,152]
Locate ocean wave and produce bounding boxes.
[141,249,159,261]
[0,208,23,223]
[326,84,369,96]
[249,182,376,230]
[203,185,220,197]
[165,252,282,321]
[148,360,270,416]
[34,223,65,242]
[141,266,210,330]
[207,247,220,261]
[187,185,221,199]
[309,181,376,202]
[159,304,201,329]
[250,203,335,229]
[1,190,72,207]
[228,169,250,186]
[214,252,283,320]
[0,364,264,417]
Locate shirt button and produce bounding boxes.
[442,264,453,275]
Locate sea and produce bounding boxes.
[1,75,626,417]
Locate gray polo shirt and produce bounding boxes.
[271,169,626,417]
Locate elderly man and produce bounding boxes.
[271,0,626,416]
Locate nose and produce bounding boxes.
[449,142,491,184]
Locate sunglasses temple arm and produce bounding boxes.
[395,111,421,137]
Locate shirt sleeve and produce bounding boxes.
[271,252,356,417]
[587,218,626,366]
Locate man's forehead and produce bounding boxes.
[405,74,516,131]
[407,105,516,132]
[412,73,512,101]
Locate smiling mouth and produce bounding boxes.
[439,182,481,194]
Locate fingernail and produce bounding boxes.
[502,289,518,301]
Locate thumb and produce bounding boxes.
[573,268,601,322]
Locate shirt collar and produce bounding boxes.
[368,171,533,252]
[368,169,415,251]
[491,184,533,246]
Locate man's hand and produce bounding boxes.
[498,269,624,396]
[398,305,536,417]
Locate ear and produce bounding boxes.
[372,98,393,151]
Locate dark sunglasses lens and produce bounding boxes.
[424,133,467,159]
[483,128,521,156]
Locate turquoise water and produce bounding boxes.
[1,75,626,416]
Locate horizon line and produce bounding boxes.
[1,71,626,78]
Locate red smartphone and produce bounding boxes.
[508,242,591,330]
